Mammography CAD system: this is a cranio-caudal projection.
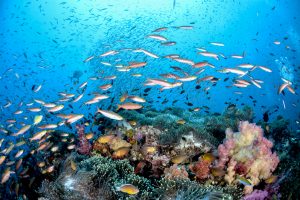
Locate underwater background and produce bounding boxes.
[0,0,299,199]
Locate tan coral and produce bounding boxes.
[108,137,131,151]
[224,159,236,185]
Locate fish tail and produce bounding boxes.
[96,106,101,113]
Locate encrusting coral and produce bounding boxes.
[216,121,279,194]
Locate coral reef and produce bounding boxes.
[216,121,279,193]
[39,154,154,200]
[33,107,292,200]
[204,105,254,141]
[119,109,219,147]
[119,105,254,148]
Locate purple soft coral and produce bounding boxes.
[243,189,268,200]
[76,124,91,155]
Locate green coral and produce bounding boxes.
[80,156,133,183]
[154,178,243,200]
[79,156,154,199]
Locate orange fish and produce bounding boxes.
[113,147,130,158]
[116,184,139,195]
[171,155,189,164]
[265,175,278,184]
[202,153,215,163]
[97,135,115,144]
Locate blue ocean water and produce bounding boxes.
[0,0,299,199]
[1,0,299,124]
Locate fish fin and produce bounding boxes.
[238,71,249,78]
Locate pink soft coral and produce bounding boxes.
[216,121,279,193]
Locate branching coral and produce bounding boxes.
[216,121,279,193]
[80,156,154,199]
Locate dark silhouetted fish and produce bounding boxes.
[71,70,83,82]
[223,77,229,82]
[144,88,151,93]
[186,102,193,106]
[263,111,269,122]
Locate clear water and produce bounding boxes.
[0,0,299,198]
